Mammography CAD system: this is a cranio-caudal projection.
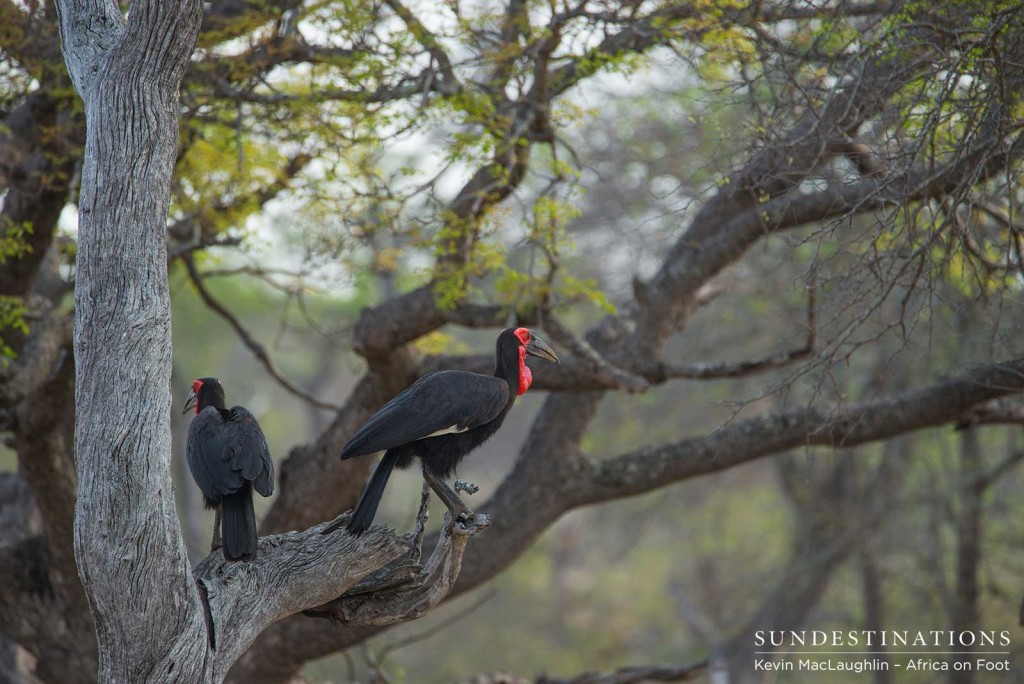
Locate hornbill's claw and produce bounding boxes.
[423,469,474,522]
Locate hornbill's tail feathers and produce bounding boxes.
[347,449,401,536]
[221,483,257,561]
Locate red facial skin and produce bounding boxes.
[514,327,532,395]
[192,379,203,415]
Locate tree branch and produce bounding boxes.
[653,287,816,380]
[583,357,1024,504]
[194,519,410,679]
[536,661,708,684]
[419,291,813,391]
[308,513,490,627]
[208,77,437,105]
[53,0,123,94]
[0,310,72,409]
[631,25,942,354]
[383,0,460,90]
[954,398,1024,429]
[542,315,649,393]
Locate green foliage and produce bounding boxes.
[0,295,29,366]
[0,220,33,265]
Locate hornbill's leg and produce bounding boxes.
[410,481,431,563]
[211,506,223,552]
[422,468,472,523]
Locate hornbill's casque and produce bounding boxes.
[336,327,559,536]
[183,377,274,561]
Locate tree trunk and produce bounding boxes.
[949,426,982,683]
[55,0,207,679]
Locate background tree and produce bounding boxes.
[3,0,1024,682]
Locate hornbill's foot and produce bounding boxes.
[423,469,474,525]
[454,479,479,495]
[450,500,474,525]
[446,511,492,537]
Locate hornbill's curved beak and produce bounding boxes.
[181,388,198,415]
[525,334,559,365]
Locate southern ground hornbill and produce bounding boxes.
[183,378,274,561]
[335,327,559,536]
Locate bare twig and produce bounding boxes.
[168,234,243,259]
[379,587,497,658]
[384,0,460,89]
[976,451,1024,490]
[658,284,816,380]
[182,254,342,411]
[536,661,708,684]
[658,347,814,381]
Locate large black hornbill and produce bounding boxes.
[182,377,274,561]
[338,327,559,536]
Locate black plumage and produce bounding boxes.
[340,327,558,535]
[183,377,274,561]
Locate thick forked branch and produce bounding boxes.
[193,521,410,679]
[308,513,491,626]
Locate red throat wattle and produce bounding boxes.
[514,328,533,395]
[192,379,203,415]
[517,345,532,395]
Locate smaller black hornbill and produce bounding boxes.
[183,378,274,561]
[338,327,559,536]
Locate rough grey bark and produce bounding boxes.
[55,0,209,678]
